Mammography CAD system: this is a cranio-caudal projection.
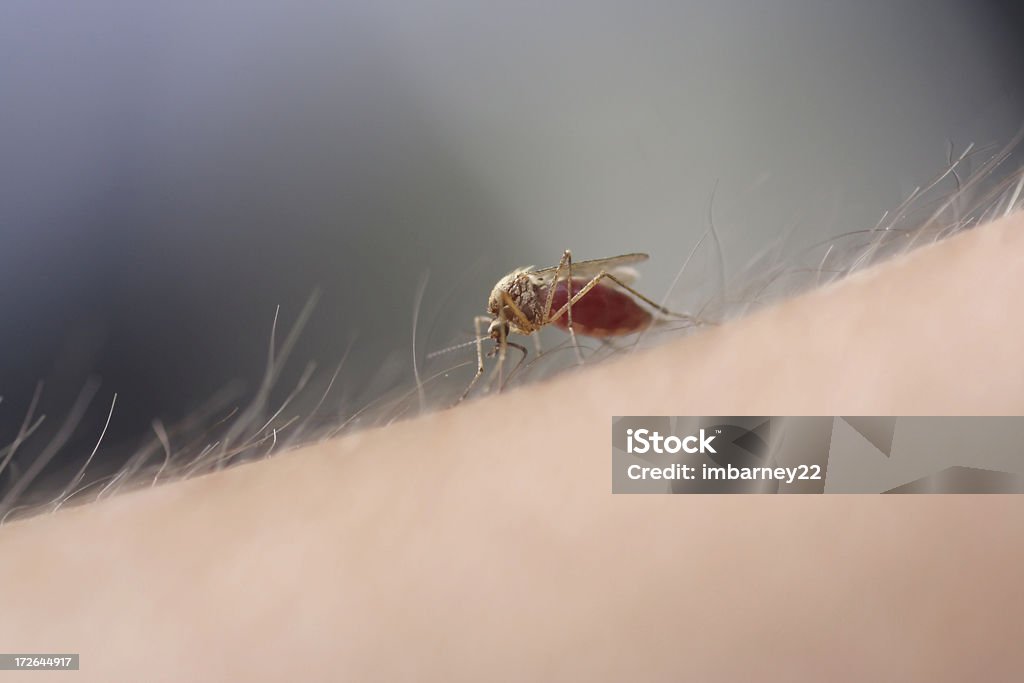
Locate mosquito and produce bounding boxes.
[460,249,696,401]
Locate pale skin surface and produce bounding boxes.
[1,213,1023,681]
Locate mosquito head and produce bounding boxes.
[487,317,509,342]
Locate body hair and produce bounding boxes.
[1,136,1023,522]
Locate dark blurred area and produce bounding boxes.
[2,1,1023,499]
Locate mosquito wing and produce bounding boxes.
[531,253,650,284]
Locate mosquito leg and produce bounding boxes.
[547,271,608,324]
[504,340,529,386]
[539,250,584,364]
[564,250,584,365]
[478,291,533,394]
[496,308,508,391]
[600,273,701,325]
[549,271,699,327]
[541,250,572,322]
[458,315,493,404]
[599,337,625,352]
[498,290,535,334]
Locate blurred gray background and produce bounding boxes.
[1,0,1023,488]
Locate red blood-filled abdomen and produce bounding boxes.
[543,278,653,337]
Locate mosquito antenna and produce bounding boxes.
[426,337,489,360]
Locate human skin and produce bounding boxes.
[1,212,1023,681]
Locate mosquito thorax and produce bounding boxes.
[488,268,546,334]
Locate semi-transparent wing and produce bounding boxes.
[531,253,649,283]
